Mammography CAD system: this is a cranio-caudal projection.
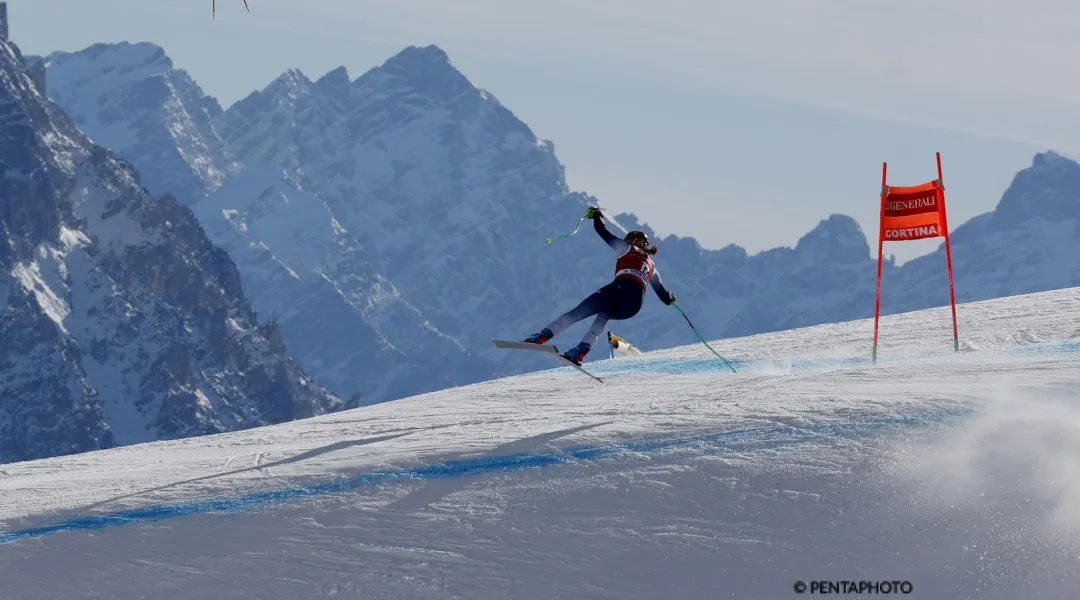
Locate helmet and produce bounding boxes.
[624,230,656,253]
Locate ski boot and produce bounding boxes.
[523,328,553,345]
[561,342,591,366]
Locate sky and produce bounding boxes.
[13,0,1078,263]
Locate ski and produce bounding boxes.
[549,351,605,383]
[491,339,604,383]
[492,339,559,354]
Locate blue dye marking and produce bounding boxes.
[588,351,922,377]
[585,335,1080,378]
[0,406,970,545]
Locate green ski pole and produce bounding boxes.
[546,207,607,244]
[546,216,586,244]
[672,301,737,374]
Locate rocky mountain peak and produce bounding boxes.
[992,150,1080,228]
[43,42,239,204]
[353,44,473,104]
[315,65,351,98]
[794,214,871,265]
[0,40,342,464]
[267,68,314,98]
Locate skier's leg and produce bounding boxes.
[582,314,610,347]
[524,291,604,344]
[563,313,609,364]
[535,291,604,335]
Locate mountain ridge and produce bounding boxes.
[0,39,344,464]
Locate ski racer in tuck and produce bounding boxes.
[524,207,676,365]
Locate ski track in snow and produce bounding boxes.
[2,287,1080,599]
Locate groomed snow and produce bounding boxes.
[2,287,1080,599]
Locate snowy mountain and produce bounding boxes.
[3,287,1080,599]
[215,66,349,178]
[41,42,240,204]
[43,43,500,403]
[193,164,495,402]
[0,39,343,464]
[216,45,607,373]
[40,41,1080,400]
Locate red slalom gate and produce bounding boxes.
[872,152,959,362]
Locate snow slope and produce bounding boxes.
[2,287,1079,599]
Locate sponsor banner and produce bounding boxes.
[884,189,939,218]
[881,182,944,241]
[883,224,941,241]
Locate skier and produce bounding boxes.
[524,207,676,365]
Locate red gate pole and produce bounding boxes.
[937,152,960,352]
[872,162,887,363]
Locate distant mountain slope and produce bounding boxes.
[0,39,342,464]
[42,42,240,204]
[194,164,493,402]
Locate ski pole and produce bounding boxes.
[546,206,608,244]
[546,216,586,244]
[672,301,737,374]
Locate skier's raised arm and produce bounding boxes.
[587,207,629,252]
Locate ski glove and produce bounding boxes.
[586,207,603,220]
[666,292,677,305]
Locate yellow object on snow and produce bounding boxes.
[607,332,643,358]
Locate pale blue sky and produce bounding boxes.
[15,0,1079,263]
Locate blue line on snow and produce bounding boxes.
[0,407,971,545]
[586,336,1080,377]
[589,351,924,377]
